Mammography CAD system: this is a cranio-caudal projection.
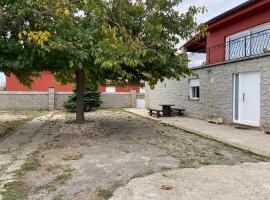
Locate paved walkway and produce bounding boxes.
[0,112,62,199]
[126,108,270,158]
[110,162,270,200]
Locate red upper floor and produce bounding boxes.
[6,72,143,93]
[184,0,270,67]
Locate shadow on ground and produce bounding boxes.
[0,109,267,200]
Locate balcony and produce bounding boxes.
[187,28,270,68]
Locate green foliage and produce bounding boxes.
[2,181,26,200]
[14,150,41,176]
[64,88,102,112]
[0,0,206,87]
[1,0,206,122]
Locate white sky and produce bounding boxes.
[0,0,249,84]
[0,73,5,85]
[178,0,249,23]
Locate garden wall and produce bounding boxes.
[0,89,143,110]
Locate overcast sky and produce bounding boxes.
[0,0,249,85]
[178,0,248,23]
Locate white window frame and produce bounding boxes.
[105,86,116,93]
[189,79,200,100]
[226,22,270,60]
[139,87,145,94]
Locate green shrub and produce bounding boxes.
[64,88,102,112]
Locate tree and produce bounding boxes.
[64,87,102,112]
[0,0,206,123]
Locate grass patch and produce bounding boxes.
[55,173,72,184]
[62,153,83,161]
[54,167,75,184]
[97,188,114,200]
[0,120,25,138]
[0,164,6,173]
[34,184,57,192]
[15,150,41,176]
[97,181,124,200]
[1,181,27,200]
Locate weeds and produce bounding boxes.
[15,150,41,176]
[55,167,75,184]
[34,184,57,192]
[2,181,26,200]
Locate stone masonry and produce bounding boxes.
[145,54,270,128]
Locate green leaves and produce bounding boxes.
[0,0,206,88]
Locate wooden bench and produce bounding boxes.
[148,109,163,118]
[171,108,185,116]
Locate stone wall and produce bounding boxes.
[0,89,144,110]
[0,92,49,110]
[101,92,134,108]
[145,54,270,127]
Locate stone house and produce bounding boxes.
[146,0,270,129]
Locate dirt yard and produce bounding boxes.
[0,110,267,200]
[0,111,47,139]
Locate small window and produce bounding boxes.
[189,79,200,100]
[106,86,116,93]
[139,87,145,94]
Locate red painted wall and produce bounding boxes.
[6,72,142,92]
[206,0,270,64]
[6,72,74,92]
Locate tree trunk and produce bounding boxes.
[76,69,85,124]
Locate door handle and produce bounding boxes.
[242,93,245,102]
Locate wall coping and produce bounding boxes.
[0,91,141,95]
[101,92,131,94]
[0,91,49,95]
[55,92,73,95]
[192,52,270,71]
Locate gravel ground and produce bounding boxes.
[0,110,267,200]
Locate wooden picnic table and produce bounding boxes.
[159,104,175,117]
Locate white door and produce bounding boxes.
[234,71,260,126]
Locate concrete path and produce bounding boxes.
[125,108,270,158]
[110,162,270,200]
[0,112,63,199]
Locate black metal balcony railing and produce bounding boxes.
[188,28,270,68]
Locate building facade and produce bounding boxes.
[146,0,270,129]
[6,72,143,93]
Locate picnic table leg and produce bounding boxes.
[162,106,171,117]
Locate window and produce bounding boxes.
[189,79,200,100]
[139,87,145,94]
[106,86,116,93]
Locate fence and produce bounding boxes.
[188,28,270,68]
[0,88,144,110]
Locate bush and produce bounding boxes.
[64,88,102,112]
